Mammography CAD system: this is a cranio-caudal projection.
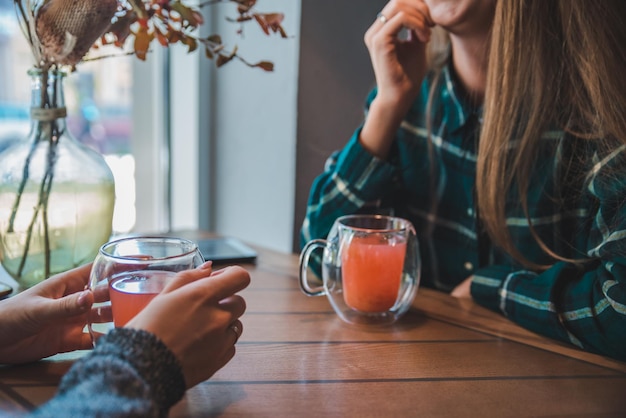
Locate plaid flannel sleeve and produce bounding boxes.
[300,128,397,247]
[471,145,626,361]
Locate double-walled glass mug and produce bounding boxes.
[299,215,420,325]
[87,236,204,345]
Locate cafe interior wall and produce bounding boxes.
[137,0,382,255]
[292,0,381,252]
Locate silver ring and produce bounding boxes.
[229,323,241,343]
[377,12,388,24]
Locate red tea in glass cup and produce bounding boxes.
[109,270,175,327]
[88,236,204,345]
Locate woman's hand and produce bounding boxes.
[0,264,95,364]
[127,263,250,388]
[360,0,434,159]
[365,0,433,109]
[451,276,473,298]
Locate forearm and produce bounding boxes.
[471,261,626,361]
[360,96,412,160]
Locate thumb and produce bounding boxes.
[38,290,94,321]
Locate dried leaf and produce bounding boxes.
[216,46,237,67]
[133,26,153,61]
[253,13,287,38]
[182,36,198,53]
[156,30,169,47]
[253,14,269,35]
[254,61,274,72]
[167,29,181,44]
[207,34,222,45]
[234,0,257,13]
[216,53,233,68]
[169,1,204,28]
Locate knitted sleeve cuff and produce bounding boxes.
[92,328,186,410]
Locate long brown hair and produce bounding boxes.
[477,0,626,269]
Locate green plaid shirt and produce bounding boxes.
[301,64,626,361]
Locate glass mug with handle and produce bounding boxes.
[87,236,204,345]
[299,214,420,325]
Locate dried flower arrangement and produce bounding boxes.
[1,0,287,288]
[15,0,287,71]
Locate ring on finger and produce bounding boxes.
[229,322,241,343]
[376,12,388,24]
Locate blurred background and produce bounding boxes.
[0,0,383,254]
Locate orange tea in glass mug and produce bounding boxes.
[299,215,420,326]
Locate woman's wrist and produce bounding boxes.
[360,96,410,160]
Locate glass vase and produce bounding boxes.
[0,68,116,290]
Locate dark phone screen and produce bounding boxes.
[197,238,257,264]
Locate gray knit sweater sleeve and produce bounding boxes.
[29,328,186,418]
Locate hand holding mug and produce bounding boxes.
[87,236,204,344]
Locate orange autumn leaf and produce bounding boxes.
[133,26,154,60]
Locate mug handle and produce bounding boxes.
[299,239,327,296]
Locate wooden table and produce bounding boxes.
[1,241,625,417]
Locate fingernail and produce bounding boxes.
[77,290,90,308]
[210,267,227,276]
[199,261,213,269]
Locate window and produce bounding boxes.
[0,0,136,234]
